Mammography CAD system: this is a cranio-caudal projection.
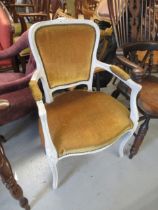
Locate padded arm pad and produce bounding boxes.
[29,80,42,101]
[110,65,130,81]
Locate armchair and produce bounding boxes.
[29,19,141,189]
[107,0,158,158]
[0,30,36,127]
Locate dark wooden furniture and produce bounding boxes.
[0,99,30,210]
[107,0,158,158]
[13,0,51,32]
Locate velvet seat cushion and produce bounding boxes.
[39,90,133,157]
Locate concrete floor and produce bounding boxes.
[0,87,158,210]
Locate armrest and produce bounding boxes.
[96,60,142,126]
[17,13,48,32]
[0,31,29,59]
[0,99,9,111]
[29,70,58,160]
[0,73,32,95]
[116,48,145,82]
[123,41,158,54]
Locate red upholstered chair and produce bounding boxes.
[0,31,36,128]
[0,1,31,72]
[0,1,14,71]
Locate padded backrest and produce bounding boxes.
[33,21,97,89]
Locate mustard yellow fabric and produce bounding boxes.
[35,24,96,88]
[29,80,43,101]
[13,23,22,37]
[95,67,104,73]
[39,90,133,157]
[110,65,130,81]
[100,27,112,37]
[19,47,30,57]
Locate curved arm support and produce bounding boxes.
[37,100,58,160]
[123,42,158,54]
[96,60,141,129]
[0,73,32,95]
[116,55,145,82]
[116,48,145,82]
[0,31,29,59]
[30,71,58,161]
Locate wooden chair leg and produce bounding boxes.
[129,117,150,159]
[0,143,30,210]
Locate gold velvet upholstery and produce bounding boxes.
[35,24,96,88]
[29,80,43,101]
[110,65,130,81]
[13,23,22,36]
[39,90,133,157]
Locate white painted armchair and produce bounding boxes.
[28,19,141,189]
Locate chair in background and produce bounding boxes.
[10,0,52,33]
[51,0,63,19]
[107,0,158,158]
[0,30,36,133]
[0,1,30,72]
[0,100,30,210]
[29,19,141,189]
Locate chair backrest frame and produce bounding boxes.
[29,19,100,103]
